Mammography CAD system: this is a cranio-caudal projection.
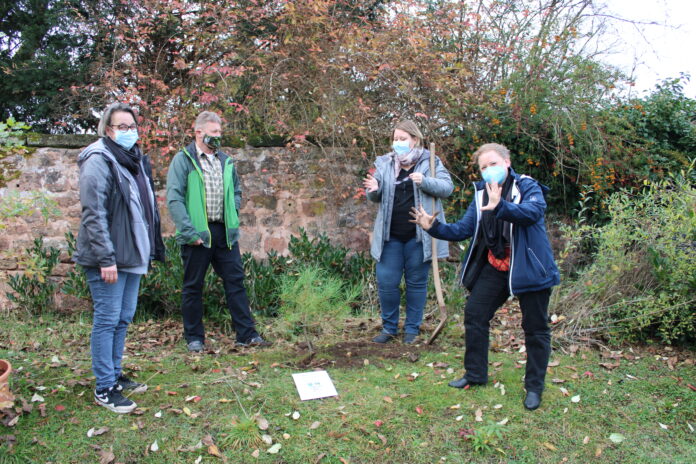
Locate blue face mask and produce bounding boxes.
[114,129,139,150]
[482,165,507,184]
[392,140,411,155]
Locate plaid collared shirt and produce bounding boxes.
[196,144,224,222]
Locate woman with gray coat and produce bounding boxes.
[363,120,454,344]
[74,102,164,413]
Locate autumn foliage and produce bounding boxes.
[49,0,693,215]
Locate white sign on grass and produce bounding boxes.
[292,370,338,401]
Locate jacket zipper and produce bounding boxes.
[460,183,482,285]
[184,148,211,247]
[508,180,521,296]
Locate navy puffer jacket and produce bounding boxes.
[427,169,560,295]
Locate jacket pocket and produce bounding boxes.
[527,247,548,278]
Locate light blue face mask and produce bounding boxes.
[392,140,411,155]
[482,165,507,184]
[114,129,139,150]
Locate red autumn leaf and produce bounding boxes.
[373,420,383,427]
[166,391,178,396]
[415,406,423,415]
[54,405,66,412]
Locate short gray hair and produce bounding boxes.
[97,102,138,137]
[194,111,222,130]
[473,143,510,163]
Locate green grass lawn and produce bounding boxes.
[1,313,694,463]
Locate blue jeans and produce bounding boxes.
[85,268,142,391]
[376,238,431,335]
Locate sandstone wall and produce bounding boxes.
[0,141,375,310]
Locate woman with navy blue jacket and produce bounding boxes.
[411,143,560,410]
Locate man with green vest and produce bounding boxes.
[166,111,270,352]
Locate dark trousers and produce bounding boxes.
[463,261,551,393]
[180,222,258,343]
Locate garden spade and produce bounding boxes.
[426,142,447,345]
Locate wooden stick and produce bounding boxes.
[426,142,448,345]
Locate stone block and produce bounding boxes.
[261,215,283,227]
[53,263,74,277]
[235,159,256,175]
[250,195,277,210]
[0,258,17,270]
[239,212,256,226]
[302,201,326,217]
[25,133,97,148]
[264,236,287,254]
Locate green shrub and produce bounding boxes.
[554,164,696,344]
[288,228,373,288]
[61,231,89,301]
[6,237,60,314]
[51,229,376,331]
[242,249,287,317]
[0,117,31,188]
[277,266,359,352]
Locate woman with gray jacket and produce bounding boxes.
[362,120,454,344]
[74,102,164,413]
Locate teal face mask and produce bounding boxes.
[482,165,507,184]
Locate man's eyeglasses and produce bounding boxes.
[110,124,138,131]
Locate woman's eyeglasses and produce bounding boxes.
[110,124,138,131]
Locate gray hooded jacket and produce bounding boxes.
[367,149,454,262]
[73,139,156,274]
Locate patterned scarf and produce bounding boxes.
[393,147,423,180]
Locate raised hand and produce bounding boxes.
[481,181,502,211]
[409,205,438,230]
[362,173,379,192]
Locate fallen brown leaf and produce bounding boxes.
[98,448,115,464]
[208,444,222,457]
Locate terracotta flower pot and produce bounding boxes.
[0,359,15,409]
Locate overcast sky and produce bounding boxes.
[597,0,696,97]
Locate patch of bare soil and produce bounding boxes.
[295,339,439,369]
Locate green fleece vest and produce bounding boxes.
[182,147,240,248]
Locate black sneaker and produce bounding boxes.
[94,387,137,414]
[116,374,147,394]
[237,336,272,347]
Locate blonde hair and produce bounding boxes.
[393,120,424,147]
[473,143,510,163]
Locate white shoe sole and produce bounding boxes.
[116,383,148,394]
[95,399,137,414]
[129,384,148,394]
